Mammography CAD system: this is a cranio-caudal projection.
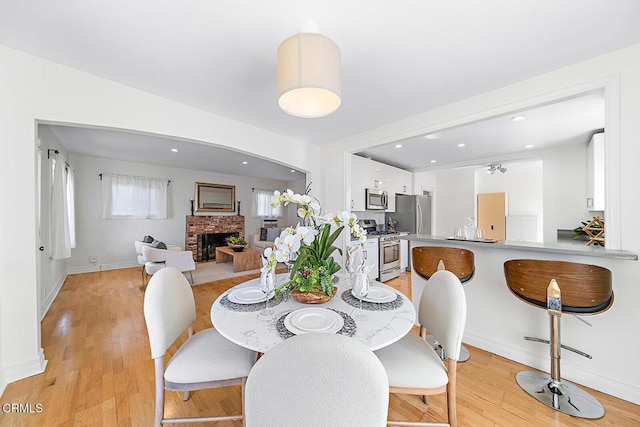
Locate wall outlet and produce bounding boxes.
[89,256,97,263]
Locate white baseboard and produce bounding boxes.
[0,369,7,398]
[3,348,48,384]
[464,331,640,405]
[40,274,67,320]
[67,261,137,275]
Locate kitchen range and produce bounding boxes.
[357,219,402,282]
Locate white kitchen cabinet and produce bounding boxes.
[350,154,412,213]
[350,154,376,211]
[506,215,538,242]
[587,132,605,211]
[346,237,379,281]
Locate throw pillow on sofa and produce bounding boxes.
[259,227,268,241]
[143,235,155,243]
[151,240,167,249]
[266,227,280,242]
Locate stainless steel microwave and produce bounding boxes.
[365,188,388,210]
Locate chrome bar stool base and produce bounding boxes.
[515,371,604,419]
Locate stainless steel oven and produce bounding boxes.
[379,234,401,282]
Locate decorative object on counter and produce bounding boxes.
[573,216,604,247]
[463,217,477,240]
[386,216,397,233]
[260,184,367,303]
[226,235,247,252]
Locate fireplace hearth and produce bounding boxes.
[199,232,239,262]
[185,215,245,262]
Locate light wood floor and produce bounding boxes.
[1,268,638,426]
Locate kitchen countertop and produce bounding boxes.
[401,234,637,260]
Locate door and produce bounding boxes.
[477,192,506,241]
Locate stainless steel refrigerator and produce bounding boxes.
[391,193,432,235]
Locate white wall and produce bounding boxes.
[433,168,476,237]
[0,44,319,386]
[67,153,293,272]
[476,160,543,241]
[543,143,592,242]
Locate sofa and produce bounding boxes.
[251,227,280,255]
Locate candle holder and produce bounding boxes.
[190,199,195,216]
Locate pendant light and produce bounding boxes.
[277,33,341,118]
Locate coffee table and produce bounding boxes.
[215,246,261,272]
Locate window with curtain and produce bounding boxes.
[51,154,75,260]
[101,174,168,219]
[252,189,283,218]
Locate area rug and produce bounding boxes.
[191,261,287,285]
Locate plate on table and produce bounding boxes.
[228,287,272,304]
[352,286,397,303]
[284,308,344,335]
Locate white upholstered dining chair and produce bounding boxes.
[143,267,257,427]
[374,269,467,426]
[245,333,389,427]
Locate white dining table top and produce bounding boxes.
[210,273,416,353]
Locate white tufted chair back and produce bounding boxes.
[143,267,196,359]
[418,269,467,361]
[245,333,389,426]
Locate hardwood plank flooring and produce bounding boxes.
[0,268,638,426]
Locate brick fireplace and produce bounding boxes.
[185,215,245,261]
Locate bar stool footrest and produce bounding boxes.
[515,371,604,419]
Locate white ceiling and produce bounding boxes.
[358,91,605,171]
[46,125,307,181]
[2,1,639,176]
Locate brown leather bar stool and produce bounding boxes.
[412,246,475,361]
[504,259,613,419]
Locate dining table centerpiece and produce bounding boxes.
[261,187,367,304]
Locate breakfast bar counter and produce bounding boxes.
[400,233,640,405]
[401,234,638,260]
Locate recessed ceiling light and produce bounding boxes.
[171,148,178,152]
[425,134,439,139]
[290,169,296,173]
[242,161,248,165]
[457,143,465,147]
[395,144,402,148]
[525,144,534,148]
[511,115,526,122]
[430,160,436,163]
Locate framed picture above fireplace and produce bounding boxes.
[195,182,236,213]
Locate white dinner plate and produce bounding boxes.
[351,286,397,303]
[284,308,344,335]
[228,287,273,304]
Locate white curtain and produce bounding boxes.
[102,174,168,219]
[51,155,71,260]
[66,166,76,248]
[252,189,283,218]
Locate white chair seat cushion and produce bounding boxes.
[164,328,256,384]
[374,332,449,389]
[145,261,165,275]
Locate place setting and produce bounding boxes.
[276,307,356,339]
[219,273,285,313]
[340,275,404,312]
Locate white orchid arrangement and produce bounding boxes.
[261,187,367,297]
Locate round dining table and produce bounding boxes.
[210,272,416,353]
